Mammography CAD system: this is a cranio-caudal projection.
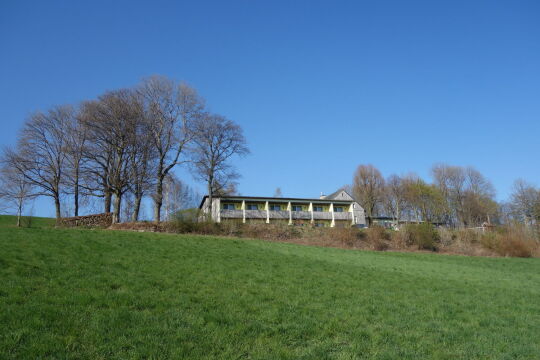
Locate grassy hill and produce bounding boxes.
[1,221,539,359]
[0,215,56,228]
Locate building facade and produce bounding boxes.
[199,190,366,227]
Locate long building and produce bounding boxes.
[199,189,366,227]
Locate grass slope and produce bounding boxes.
[0,215,56,228]
[1,224,539,359]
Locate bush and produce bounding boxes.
[329,227,362,248]
[402,223,440,251]
[480,225,536,258]
[498,235,534,258]
[365,226,390,251]
[455,229,479,245]
[438,228,457,247]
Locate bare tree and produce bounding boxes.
[0,163,36,227]
[462,167,497,226]
[509,179,540,227]
[162,173,199,220]
[121,192,136,223]
[128,110,156,222]
[383,174,407,227]
[432,164,497,227]
[5,106,70,221]
[138,76,204,222]
[64,106,87,216]
[81,89,143,223]
[213,181,238,196]
[432,164,466,226]
[403,176,446,223]
[190,113,249,216]
[352,164,385,226]
[79,100,115,213]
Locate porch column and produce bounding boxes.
[309,202,314,224]
[330,203,335,227]
[265,201,270,224]
[287,201,292,225]
[242,200,246,224]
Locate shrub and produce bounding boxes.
[455,229,479,245]
[402,223,440,251]
[438,227,457,247]
[169,209,203,233]
[498,235,534,258]
[365,226,390,251]
[269,223,301,240]
[329,227,362,248]
[480,225,536,258]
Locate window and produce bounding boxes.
[334,206,344,212]
[313,206,323,212]
[223,204,235,210]
[269,205,281,211]
[292,205,303,211]
[247,204,258,210]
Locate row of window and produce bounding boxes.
[222,204,345,212]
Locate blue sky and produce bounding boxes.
[1,0,539,217]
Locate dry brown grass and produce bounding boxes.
[110,220,539,258]
[110,221,167,232]
[480,226,537,258]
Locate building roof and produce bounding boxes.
[198,195,356,209]
[324,188,358,201]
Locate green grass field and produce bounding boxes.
[0,215,56,228]
[1,220,539,359]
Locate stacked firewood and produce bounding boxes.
[59,213,113,228]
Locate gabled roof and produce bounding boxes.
[324,188,358,202]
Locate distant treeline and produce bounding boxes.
[349,164,540,229]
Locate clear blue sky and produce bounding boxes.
[1,0,539,217]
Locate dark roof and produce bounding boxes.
[198,195,356,209]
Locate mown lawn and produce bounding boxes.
[1,223,539,359]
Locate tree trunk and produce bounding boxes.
[16,201,22,228]
[54,196,61,222]
[154,176,163,223]
[132,194,142,222]
[74,174,79,217]
[104,190,112,213]
[367,206,374,227]
[112,193,122,223]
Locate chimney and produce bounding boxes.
[319,192,326,199]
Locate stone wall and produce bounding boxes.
[59,213,113,228]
